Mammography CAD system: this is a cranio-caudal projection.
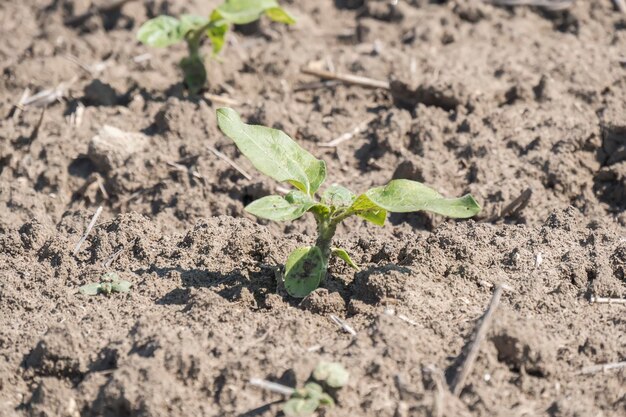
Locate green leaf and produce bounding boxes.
[366,179,481,218]
[282,397,320,417]
[313,362,349,388]
[178,14,210,35]
[322,184,355,208]
[303,382,324,397]
[137,16,183,47]
[284,246,324,298]
[318,393,334,406]
[350,194,387,226]
[216,107,326,194]
[217,0,282,25]
[331,247,359,270]
[245,195,314,221]
[80,283,101,295]
[207,12,229,55]
[111,280,132,293]
[180,55,207,94]
[265,7,296,24]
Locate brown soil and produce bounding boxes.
[1,0,625,416]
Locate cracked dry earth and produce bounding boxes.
[1,0,625,416]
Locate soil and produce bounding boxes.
[1,0,625,416]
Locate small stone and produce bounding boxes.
[87,125,150,173]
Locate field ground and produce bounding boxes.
[1,0,625,416]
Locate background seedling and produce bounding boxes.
[137,0,295,93]
[80,272,132,296]
[283,362,349,417]
[217,108,481,298]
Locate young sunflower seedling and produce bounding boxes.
[80,272,132,296]
[216,108,481,298]
[137,0,294,93]
[283,362,349,417]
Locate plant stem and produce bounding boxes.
[314,216,338,283]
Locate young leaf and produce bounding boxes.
[313,362,349,388]
[284,246,324,298]
[137,16,183,47]
[111,279,132,293]
[216,0,284,25]
[216,108,326,194]
[282,397,320,417]
[331,247,359,270]
[265,7,296,24]
[80,283,101,296]
[178,14,210,35]
[349,194,387,226]
[366,179,481,218]
[322,184,355,208]
[245,195,314,221]
[207,11,229,55]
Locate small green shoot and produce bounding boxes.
[283,362,349,417]
[216,107,481,298]
[79,272,132,296]
[137,0,295,93]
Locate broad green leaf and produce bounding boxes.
[284,246,324,298]
[178,14,210,35]
[180,55,207,94]
[350,194,387,226]
[207,11,229,55]
[331,247,359,270]
[282,397,320,417]
[265,7,296,24]
[366,179,481,218]
[313,362,349,388]
[322,184,355,208]
[245,195,314,221]
[318,393,334,406]
[137,16,183,47]
[216,108,326,194]
[217,0,281,25]
[303,382,324,397]
[111,280,132,293]
[80,283,101,295]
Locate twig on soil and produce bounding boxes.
[249,378,295,396]
[318,115,378,148]
[293,80,342,92]
[613,0,626,13]
[10,88,31,120]
[449,284,504,396]
[579,361,626,375]
[208,146,253,181]
[329,314,357,336]
[204,93,241,107]
[301,67,390,90]
[483,0,574,10]
[22,77,77,108]
[64,0,139,26]
[589,295,626,304]
[423,365,446,417]
[482,187,532,223]
[102,248,124,268]
[73,206,103,256]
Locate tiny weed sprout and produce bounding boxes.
[137,0,295,93]
[80,272,132,296]
[283,362,349,417]
[217,107,481,298]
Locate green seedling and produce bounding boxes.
[137,0,295,93]
[216,107,481,298]
[283,362,349,417]
[80,272,132,296]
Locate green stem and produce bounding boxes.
[314,215,339,283]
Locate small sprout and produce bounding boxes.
[216,108,482,298]
[137,0,294,93]
[79,272,132,296]
[282,363,347,417]
[313,361,349,388]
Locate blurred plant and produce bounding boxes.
[283,362,349,416]
[216,107,481,298]
[137,0,294,93]
[80,272,132,296]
